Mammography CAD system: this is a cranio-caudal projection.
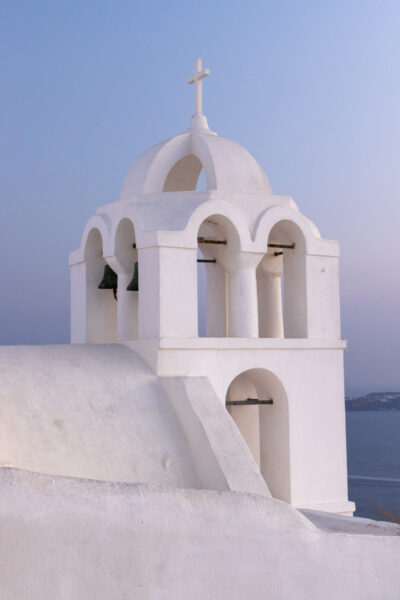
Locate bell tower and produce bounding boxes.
[69,58,354,516]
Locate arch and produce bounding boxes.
[110,218,139,341]
[112,218,137,274]
[119,130,271,198]
[254,205,320,254]
[186,200,252,252]
[109,210,140,256]
[163,154,203,192]
[256,214,310,339]
[196,213,242,338]
[225,368,291,502]
[83,227,117,343]
[258,219,308,339]
[129,133,218,195]
[79,215,111,263]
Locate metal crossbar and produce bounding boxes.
[268,243,295,249]
[226,398,273,406]
[198,238,227,245]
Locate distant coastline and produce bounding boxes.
[346,392,400,411]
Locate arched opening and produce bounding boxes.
[84,228,117,343]
[113,218,138,341]
[257,220,307,339]
[196,214,240,337]
[163,154,204,192]
[196,169,207,191]
[226,368,290,502]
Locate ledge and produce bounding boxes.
[156,338,347,350]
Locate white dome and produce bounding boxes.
[120,129,272,200]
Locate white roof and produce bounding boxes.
[120,128,272,200]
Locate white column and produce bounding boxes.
[117,272,138,341]
[228,267,259,338]
[205,258,226,337]
[139,246,198,339]
[257,272,284,338]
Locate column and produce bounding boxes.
[117,272,138,341]
[228,266,259,338]
[257,272,284,338]
[257,253,284,339]
[138,245,198,339]
[205,258,226,337]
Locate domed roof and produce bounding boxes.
[120,127,272,200]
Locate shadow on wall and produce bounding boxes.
[226,368,291,503]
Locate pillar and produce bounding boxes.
[228,267,259,338]
[205,258,226,337]
[138,245,198,339]
[257,252,284,339]
[117,272,138,341]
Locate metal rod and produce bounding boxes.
[197,259,216,263]
[268,243,295,249]
[274,252,284,257]
[198,238,227,245]
[226,398,274,406]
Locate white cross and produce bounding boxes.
[187,58,210,116]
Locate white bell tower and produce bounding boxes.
[69,59,354,515]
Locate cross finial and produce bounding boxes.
[187,58,210,117]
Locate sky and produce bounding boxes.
[0,0,399,395]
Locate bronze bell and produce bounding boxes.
[126,261,139,291]
[98,264,118,300]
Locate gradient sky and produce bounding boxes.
[0,0,399,394]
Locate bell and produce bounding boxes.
[98,264,118,290]
[126,261,139,291]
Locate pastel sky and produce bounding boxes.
[0,0,399,394]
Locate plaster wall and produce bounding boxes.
[0,344,199,488]
[0,468,398,600]
[129,338,353,513]
[306,254,341,339]
[0,343,272,497]
[162,376,269,496]
[283,245,308,337]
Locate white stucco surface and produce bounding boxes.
[1,468,399,600]
[0,344,199,487]
[5,58,396,597]
[0,343,272,497]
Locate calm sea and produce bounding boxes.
[346,411,400,520]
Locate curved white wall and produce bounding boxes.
[1,468,399,600]
[0,344,199,488]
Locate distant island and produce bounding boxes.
[346,392,400,411]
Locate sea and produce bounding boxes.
[346,411,400,520]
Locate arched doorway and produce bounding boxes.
[226,368,291,502]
